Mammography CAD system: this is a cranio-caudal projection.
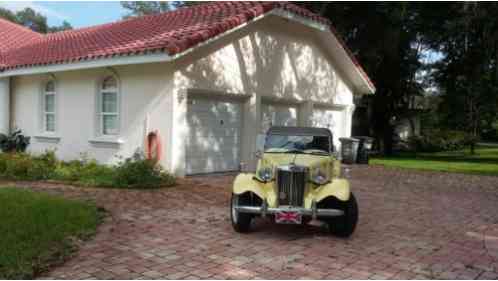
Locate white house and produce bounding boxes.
[0,2,375,176]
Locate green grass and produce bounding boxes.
[371,145,498,176]
[0,188,100,279]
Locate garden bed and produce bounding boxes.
[0,151,176,189]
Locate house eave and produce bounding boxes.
[0,52,173,78]
[0,8,375,95]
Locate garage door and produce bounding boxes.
[186,98,241,175]
[312,108,343,150]
[261,103,298,133]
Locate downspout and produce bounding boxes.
[0,77,10,135]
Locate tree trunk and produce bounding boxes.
[408,117,416,137]
[383,125,394,155]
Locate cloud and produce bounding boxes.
[0,1,69,21]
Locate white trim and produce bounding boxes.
[88,137,125,145]
[0,53,172,78]
[269,9,329,32]
[97,74,121,137]
[34,134,61,143]
[261,96,304,106]
[40,79,57,134]
[0,8,375,94]
[313,102,349,111]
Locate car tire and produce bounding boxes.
[326,193,358,237]
[230,193,252,233]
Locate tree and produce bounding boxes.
[48,20,73,33]
[423,3,498,153]
[15,7,49,33]
[300,2,427,155]
[120,1,201,18]
[121,1,171,17]
[0,7,72,33]
[0,7,17,23]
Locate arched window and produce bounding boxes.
[99,76,119,135]
[43,80,56,133]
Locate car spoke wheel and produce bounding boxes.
[322,193,358,237]
[230,193,252,233]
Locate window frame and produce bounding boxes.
[41,80,57,134]
[97,75,120,136]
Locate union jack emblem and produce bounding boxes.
[275,211,302,224]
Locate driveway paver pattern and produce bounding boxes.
[6,166,498,279]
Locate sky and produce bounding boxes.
[0,1,128,28]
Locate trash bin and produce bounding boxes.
[339,137,360,164]
[355,136,374,164]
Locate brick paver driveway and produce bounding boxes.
[25,166,498,279]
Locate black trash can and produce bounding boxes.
[355,136,374,164]
[339,137,360,164]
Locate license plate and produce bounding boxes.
[275,211,302,224]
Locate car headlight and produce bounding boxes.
[257,167,273,182]
[311,167,329,185]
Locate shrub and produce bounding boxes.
[0,150,176,188]
[0,151,58,181]
[53,156,115,187]
[0,153,8,175]
[0,130,30,153]
[409,129,475,152]
[113,152,175,188]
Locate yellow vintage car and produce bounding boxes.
[231,126,358,237]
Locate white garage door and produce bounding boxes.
[312,108,343,150]
[261,103,298,133]
[186,98,241,175]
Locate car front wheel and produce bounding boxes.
[323,193,358,237]
[230,193,252,233]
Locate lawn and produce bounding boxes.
[0,188,100,279]
[371,145,498,176]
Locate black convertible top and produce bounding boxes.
[267,126,333,137]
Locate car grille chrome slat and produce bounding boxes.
[276,166,307,207]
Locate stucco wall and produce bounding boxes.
[0,78,9,135]
[11,63,174,169]
[171,15,356,174]
[174,16,353,104]
[9,14,359,176]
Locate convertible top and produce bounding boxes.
[267,126,333,137]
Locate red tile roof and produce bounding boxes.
[0,18,43,67]
[0,2,373,90]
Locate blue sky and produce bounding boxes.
[0,1,128,28]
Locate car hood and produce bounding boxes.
[260,153,331,169]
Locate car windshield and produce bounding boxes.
[264,134,331,155]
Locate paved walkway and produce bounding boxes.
[14,166,498,279]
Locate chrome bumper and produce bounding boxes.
[234,200,344,219]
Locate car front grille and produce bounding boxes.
[276,165,307,207]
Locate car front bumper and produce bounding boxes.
[234,200,344,219]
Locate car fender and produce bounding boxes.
[232,173,277,207]
[313,178,351,203]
